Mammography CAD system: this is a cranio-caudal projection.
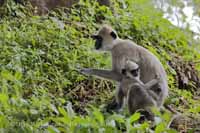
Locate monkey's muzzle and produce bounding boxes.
[91,35,102,50]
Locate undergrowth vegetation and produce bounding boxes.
[0,0,200,132]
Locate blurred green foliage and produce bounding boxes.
[0,0,200,132]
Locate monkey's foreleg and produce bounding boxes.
[80,68,122,82]
[115,86,125,110]
[144,78,162,104]
[144,78,159,90]
[147,90,159,101]
[105,86,124,112]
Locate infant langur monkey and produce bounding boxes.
[117,60,161,119]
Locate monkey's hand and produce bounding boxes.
[79,68,93,75]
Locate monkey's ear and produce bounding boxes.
[110,31,117,39]
[121,69,126,75]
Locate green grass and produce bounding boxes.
[0,0,200,132]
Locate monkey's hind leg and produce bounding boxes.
[127,84,156,121]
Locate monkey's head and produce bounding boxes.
[91,25,118,51]
[121,60,140,79]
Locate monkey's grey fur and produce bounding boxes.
[117,60,160,114]
[81,25,168,112]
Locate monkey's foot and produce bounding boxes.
[138,110,155,123]
[105,99,121,113]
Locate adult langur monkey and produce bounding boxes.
[80,25,168,112]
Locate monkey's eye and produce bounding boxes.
[130,69,138,77]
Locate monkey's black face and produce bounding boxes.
[130,69,139,77]
[121,68,139,79]
[121,69,126,75]
[91,35,103,50]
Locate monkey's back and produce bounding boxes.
[112,40,168,106]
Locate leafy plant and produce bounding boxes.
[0,0,199,132]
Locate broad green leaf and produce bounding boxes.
[129,113,141,124]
